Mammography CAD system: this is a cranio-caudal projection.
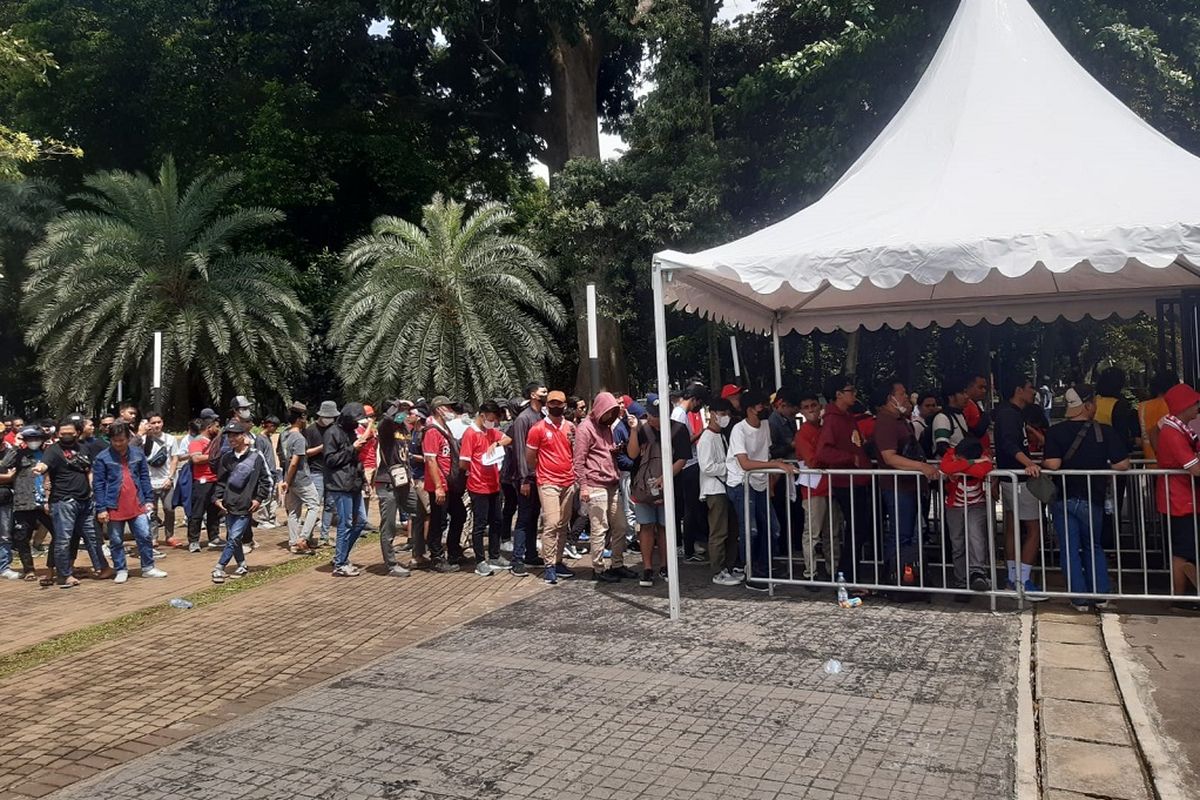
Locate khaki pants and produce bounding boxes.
[803,494,843,579]
[539,484,577,566]
[582,485,625,570]
[705,494,731,572]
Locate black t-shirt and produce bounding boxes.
[637,421,692,469]
[42,442,93,502]
[304,424,326,474]
[1044,421,1129,500]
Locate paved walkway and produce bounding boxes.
[50,578,1020,800]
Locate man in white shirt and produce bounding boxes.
[699,399,738,586]
[725,389,795,591]
[144,411,179,547]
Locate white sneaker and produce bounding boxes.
[211,568,226,584]
[712,569,742,587]
[142,566,169,578]
[114,570,129,584]
[230,564,249,579]
[563,544,582,560]
[1,569,20,580]
[102,544,112,559]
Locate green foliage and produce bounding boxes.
[331,195,567,403]
[23,157,309,412]
[0,27,78,178]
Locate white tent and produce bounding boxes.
[649,0,1200,619]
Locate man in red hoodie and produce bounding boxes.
[815,374,873,582]
[573,392,637,583]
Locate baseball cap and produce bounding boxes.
[429,395,456,410]
[620,394,633,408]
[232,395,252,410]
[720,384,743,400]
[628,401,648,419]
[646,392,660,409]
[1166,383,1200,416]
[223,420,249,434]
[19,425,45,439]
[199,408,219,421]
[547,390,567,404]
[1063,385,1095,419]
[287,401,307,415]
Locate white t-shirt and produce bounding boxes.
[145,433,178,489]
[726,419,770,492]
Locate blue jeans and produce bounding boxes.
[219,514,251,569]
[513,483,540,563]
[107,513,155,572]
[1051,498,1109,602]
[0,505,12,573]
[330,490,366,568]
[880,489,919,583]
[51,498,104,578]
[726,482,777,581]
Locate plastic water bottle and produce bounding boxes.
[169,598,193,610]
[824,659,842,674]
[836,571,849,605]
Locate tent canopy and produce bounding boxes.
[655,0,1200,334]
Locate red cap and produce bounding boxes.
[1166,383,1200,415]
[720,384,742,399]
[620,394,633,408]
[362,404,375,416]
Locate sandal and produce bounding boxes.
[23,571,40,582]
[59,576,81,589]
[38,574,54,587]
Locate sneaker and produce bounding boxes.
[578,532,590,543]
[489,556,511,569]
[594,569,621,583]
[543,567,558,585]
[211,568,227,584]
[1,569,20,581]
[1072,602,1094,613]
[102,543,112,560]
[563,544,583,561]
[387,565,412,578]
[475,561,495,577]
[601,548,612,559]
[243,540,258,553]
[433,559,460,574]
[150,548,166,559]
[188,542,202,553]
[332,565,362,577]
[142,566,169,579]
[524,555,546,568]
[658,566,668,580]
[612,566,639,580]
[731,566,746,578]
[712,569,742,587]
[400,541,414,552]
[685,553,708,564]
[499,540,513,554]
[207,538,225,550]
[1095,599,1110,610]
[970,574,992,592]
[745,580,770,593]
[113,570,129,584]
[676,546,686,558]
[229,564,249,579]
[511,561,528,578]
[554,563,575,579]
[1022,579,1049,601]
[638,570,654,587]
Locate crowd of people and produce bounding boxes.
[2,366,1200,610]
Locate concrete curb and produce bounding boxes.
[1016,609,1039,800]
[1102,613,1191,800]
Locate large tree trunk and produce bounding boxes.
[543,26,602,173]
[844,330,860,377]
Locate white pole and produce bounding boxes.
[117,380,123,403]
[586,283,600,394]
[771,319,783,389]
[729,335,741,379]
[152,331,162,389]
[651,260,682,622]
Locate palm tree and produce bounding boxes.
[332,194,566,402]
[23,157,308,414]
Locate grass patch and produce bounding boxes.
[0,534,380,681]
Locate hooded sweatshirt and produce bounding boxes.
[815,402,871,488]
[323,402,366,493]
[573,392,622,489]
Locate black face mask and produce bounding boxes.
[547,406,565,418]
[59,436,77,446]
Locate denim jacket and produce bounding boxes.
[92,445,154,514]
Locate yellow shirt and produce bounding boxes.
[1139,396,1169,461]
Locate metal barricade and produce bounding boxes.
[736,465,1200,608]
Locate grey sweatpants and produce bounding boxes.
[945,503,989,583]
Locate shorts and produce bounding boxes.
[1000,482,1041,521]
[633,503,667,527]
[1168,515,1199,564]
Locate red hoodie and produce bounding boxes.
[815,402,871,487]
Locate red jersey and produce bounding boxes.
[965,399,992,451]
[421,425,453,492]
[356,425,378,470]
[527,418,575,487]
[460,424,503,495]
[1156,416,1200,517]
[110,455,143,521]
[189,436,216,482]
[793,423,828,498]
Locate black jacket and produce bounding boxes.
[323,402,365,493]
[1,448,43,511]
[214,446,272,516]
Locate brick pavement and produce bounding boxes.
[0,554,542,799]
[50,577,1020,800]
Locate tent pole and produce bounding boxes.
[651,260,682,622]
[771,318,783,389]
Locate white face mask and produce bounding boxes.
[716,414,731,429]
[27,441,42,450]
[482,420,497,430]
[237,408,252,421]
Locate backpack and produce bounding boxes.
[631,427,665,505]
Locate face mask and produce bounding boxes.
[394,412,408,424]
[547,406,565,418]
[27,441,42,450]
[716,414,731,429]
[237,409,252,421]
[59,436,76,445]
[442,412,457,423]
[482,420,497,430]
